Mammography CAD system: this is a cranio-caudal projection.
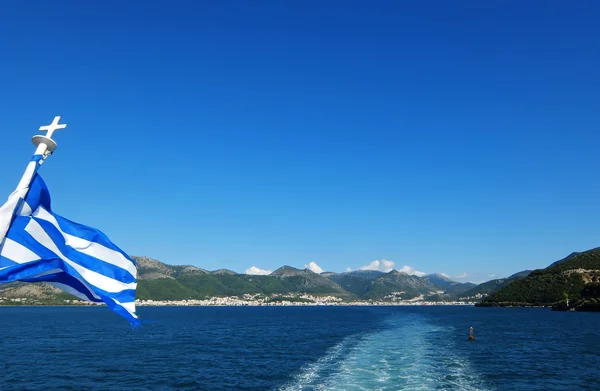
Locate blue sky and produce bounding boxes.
[1,1,599,283]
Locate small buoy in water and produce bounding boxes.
[468,327,475,341]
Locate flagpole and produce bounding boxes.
[14,116,67,190]
[0,116,139,328]
[0,116,67,241]
[32,115,66,159]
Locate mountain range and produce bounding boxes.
[0,255,510,303]
[479,247,600,311]
[133,257,491,301]
[2,248,597,307]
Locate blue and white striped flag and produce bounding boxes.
[0,154,140,328]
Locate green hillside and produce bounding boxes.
[546,248,600,272]
[135,261,346,300]
[459,277,520,299]
[326,270,385,296]
[423,274,456,289]
[457,270,532,300]
[11,254,577,305]
[270,266,349,295]
[325,269,444,300]
[478,248,600,310]
[361,270,438,300]
[444,282,477,296]
[0,256,462,303]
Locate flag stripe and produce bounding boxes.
[0,155,43,241]
[47,281,96,301]
[24,219,137,293]
[21,271,102,301]
[16,200,33,217]
[113,298,137,316]
[52,212,135,266]
[0,164,140,328]
[0,237,41,264]
[0,257,18,269]
[0,189,30,242]
[18,267,62,279]
[31,216,136,285]
[33,207,137,278]
[0,257,64,284]
[52,215,134,268]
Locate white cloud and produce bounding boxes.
[359,259,395,272]
[357,260,379,271]
[440,273,450,278]
[245,266,272,275]
[346,267,353,272]
[455,272,469,279]
[488,273,497,278]
[398,265,426,277]
[305,261,324,274]
[357,259,426,276]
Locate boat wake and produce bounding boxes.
[278,313,493,391]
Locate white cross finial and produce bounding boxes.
[39,116,67,139]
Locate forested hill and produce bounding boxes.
[0,256,478,303]
[478,247,600,311]
[5,250,598,308]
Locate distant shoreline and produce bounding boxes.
[0,301,478,308]
[0,294,479,307]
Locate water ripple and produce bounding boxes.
[0,306,597,390]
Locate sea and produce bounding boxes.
[0,306,598,390]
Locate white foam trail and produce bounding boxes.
[279,333,365,391]
[279,313,493,391]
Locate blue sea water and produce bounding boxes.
[0,306,598,390]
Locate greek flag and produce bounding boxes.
[0,154,140,328]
